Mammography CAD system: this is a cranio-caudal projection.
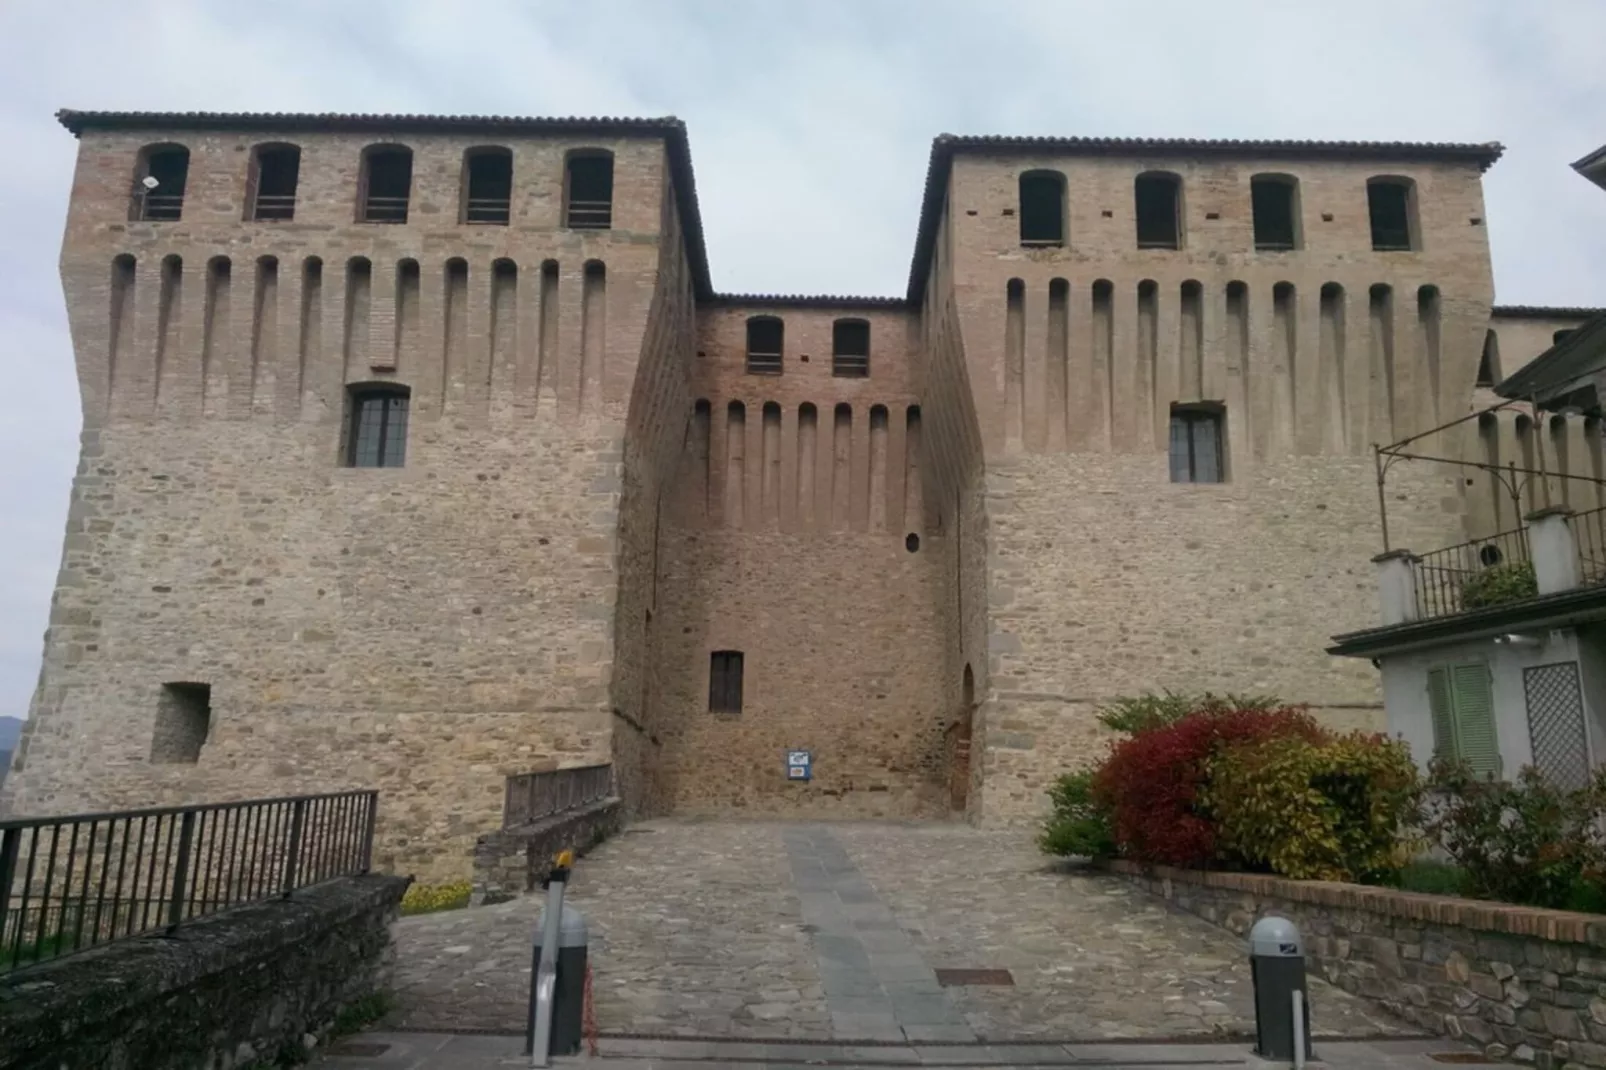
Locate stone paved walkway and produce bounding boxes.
[387,820,1413,1043]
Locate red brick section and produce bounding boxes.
[1109,860,1606,947]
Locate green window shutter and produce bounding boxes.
[1427,667,1457,763]
[1450,663,1502,779]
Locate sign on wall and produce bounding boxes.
[787,750,812,781]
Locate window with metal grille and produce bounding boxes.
[1523,661,1589,791]
[832,319,870,378]
[1019,171,1065,245]
[1251,175,1299,250]
[746,316,783,374]
[1427,663,1501,779]
[344,384,410,468]
[1169,405,1224,483]
[1135,172,1181,249]
[566,152,613,229]
[132,144,189,222]
[248,144,300,221]
[709,650,744,714]
[359,146,413,224]
[464,147,513,224]
[1367,178,1415,251]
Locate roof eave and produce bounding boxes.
[1328,585,1606,658]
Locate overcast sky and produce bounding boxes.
[1,0,1604,722]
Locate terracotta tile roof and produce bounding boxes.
[705,293,906,310]
[905,134,1506,301]
[55,109,716,300]
[1492,305,1606,319]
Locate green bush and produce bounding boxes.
[1461,561,1538,609]
[1038,770,1115,859]
[1420,760,1606,910]
[1203,731,1419,881]
[1390,859,1468,896]
[1094,690,1281,736]
[400,881,472,916]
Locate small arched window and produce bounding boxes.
[1018,170,1066,246]
[746,316,783,374]
[1367,177,1417,251]
[1250,174,1300,250]
[132,144,190,221]
[832,319,870,378]
[1134,171,1182,249]
[344,383,411,467]
[463,146,513,225]
[247,143,300,221]
[358,145,413,224]
[566,150,614,229]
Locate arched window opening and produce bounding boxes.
[1018,170,1065,246]
[832,318,870,378]
[132,144,190,221]
[463,147,513,225]
[359,145,413,224]
[1135,171,1182,249]
[248,143,301,221]
[746,316,783,374]
[1251,174,1300,250]
[1367,177,1417,251]
[566,151,614,229]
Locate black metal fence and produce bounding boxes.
[1575,505,1606,587]
[0,790,376,973]
[1413,524,1532,620]
[502,765,612,828]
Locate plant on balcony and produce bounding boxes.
[1461,560,1538,609]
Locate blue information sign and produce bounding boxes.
[787,750,812,781]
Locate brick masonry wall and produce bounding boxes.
[6,124,675,882]
[1112,861,1606,1068]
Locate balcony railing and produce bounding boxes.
[0,790,376,973]
[1574,505,1606,587]
[135,193,185,222]
[502,764,613,828]
[464,197,510,225]
[251,194,297,221]
[566,200,612,229]
[1412,525,1532,620]
[360,196,409,224]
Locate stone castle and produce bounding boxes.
[6,110,1601,879]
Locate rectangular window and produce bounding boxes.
[1427,663,1501,779]
[1368,181,1414,251]
[346,387,410,467]
[1135,173,1181,249]
[152,682,211,764]
[566,154,614,229]
[1168,406,1224,483]
[746,317,784,374]
[832,319,870,378]
[1251,177,1298,250]
[360,148,413,224]
[1019,172,1065,245]
[251,145,301,221]
[709,650,744,714]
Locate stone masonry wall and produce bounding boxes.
[1112,861,1606,1068]
[0,873,407,1070]
[6,124,673,882]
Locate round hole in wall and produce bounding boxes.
[905,533,920,553]
[1479,544,1504,567]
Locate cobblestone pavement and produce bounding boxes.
[387,819,1413,1043]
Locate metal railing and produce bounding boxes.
[1575,505,1606,587]
[746,350,783,374]
[832,353,870,378]
[1413,525,1532,620]
[360,196,409,224]
[252,193,297,221]
[502,765,612,828]
[0,790,376,973]
[465,197,511,224]
[135,193,185,222]
[566,200,612,229]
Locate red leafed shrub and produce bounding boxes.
[1092,705,1325,867]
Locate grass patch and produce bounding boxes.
[399,881,471,916]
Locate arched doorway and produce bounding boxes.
[947,665,976,812]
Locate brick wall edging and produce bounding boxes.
[1106,860,1606,948]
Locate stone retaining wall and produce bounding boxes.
[0,873,408,1070]
[1110,860,1606,1068]
[471,797,622,903]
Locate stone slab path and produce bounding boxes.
[386,819,1412,1043]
